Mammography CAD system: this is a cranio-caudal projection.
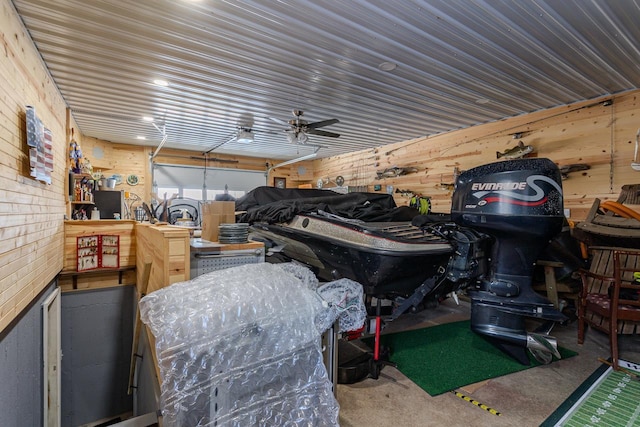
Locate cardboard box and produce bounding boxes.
[201,201,235,242]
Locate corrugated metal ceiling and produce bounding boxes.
[10,0,640,160]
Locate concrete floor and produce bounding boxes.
[336,297,640,427]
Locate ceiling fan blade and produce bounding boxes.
[307,118,339,129]
[306,129,340,138]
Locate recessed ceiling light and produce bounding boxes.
[378,61,397,71]
[475,98,491,104]
[153,79,169,87]
[136,136,146,140]
[142,116,154,122]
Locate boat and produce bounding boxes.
[237,188,487,305]
[236,158,569,370]
[254,214,461,297]
[238,187,490,381]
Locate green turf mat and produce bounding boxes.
[372,320,577,396]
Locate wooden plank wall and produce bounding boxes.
[58,220,137,291]
[65,136,149,217]
[312,90,640,221]
[0,1,70,332]
[62,220,137,271]
[269,160,315,187]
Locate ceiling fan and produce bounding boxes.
[236,126,255,143]
[271,110,340,145]
[205,120,262,153]
[232,113,257,144]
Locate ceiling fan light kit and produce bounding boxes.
[237,129,254,143]
[297,133,309,144]
[274,110,340,147]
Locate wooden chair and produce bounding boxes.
[577,246,640,370]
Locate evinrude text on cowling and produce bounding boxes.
[452,158,567,365]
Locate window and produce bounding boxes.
[156,187,179,199]
[183,188,203,200]
[206,189,247,200]
[153,164,266,201]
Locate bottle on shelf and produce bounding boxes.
[74,182,82,202]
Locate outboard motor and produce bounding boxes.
[451,158,567,365]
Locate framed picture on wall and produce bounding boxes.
[274,177,286,189]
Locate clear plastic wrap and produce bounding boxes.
[316,278,367,333]
[269,262,366,334]
[276,261,320,290]
[139,263,346,426]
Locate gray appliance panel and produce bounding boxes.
[190,248,265,279]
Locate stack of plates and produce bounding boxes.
[218,223,249,244]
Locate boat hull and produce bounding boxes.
[251,215,453,297]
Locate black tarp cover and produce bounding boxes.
[235,186,418,224]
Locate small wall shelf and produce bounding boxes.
[58,266,136,290]
[69,172,95,203]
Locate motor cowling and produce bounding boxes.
[451,158,567,365]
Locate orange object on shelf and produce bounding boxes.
[600,200,640,221]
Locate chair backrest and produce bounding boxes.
[583,247,640,334]
[584,247,640,287]
[583,247,616,295]
[616,184,640,204]
[611,249,640,310]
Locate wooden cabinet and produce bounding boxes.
[135,223,191,294]
[76,234,120,271]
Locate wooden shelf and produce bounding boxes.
[70,171,96,211]
[64,219,135,224]
[58,266,136,290]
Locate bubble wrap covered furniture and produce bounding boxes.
[140,262,364,426]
